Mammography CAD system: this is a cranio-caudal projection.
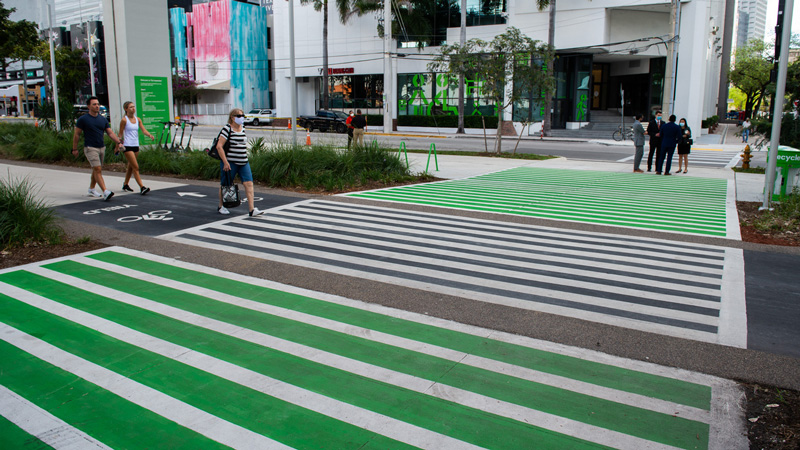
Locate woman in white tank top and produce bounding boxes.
[118,101,155,194]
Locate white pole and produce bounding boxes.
[289,0,297,145]
[762,0,794,209]
[87,19,96,98]
[383,0,392,133]
[47,1,61,130]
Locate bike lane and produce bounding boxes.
[0,247,746,450]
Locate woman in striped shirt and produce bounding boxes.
[217,108,265,216]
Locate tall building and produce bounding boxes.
[736,0,768,48]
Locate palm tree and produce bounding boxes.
[537,0,555,137]
[301,0,358,110]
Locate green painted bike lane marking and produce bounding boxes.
[348,191,728,236]
[0,413,55,450]
[2,270,616,450]
[0,323,230,450]
[36,262,711,449]
[0,286,414,450]
[89,250,713,409]
[365,184,728,225]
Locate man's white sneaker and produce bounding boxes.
[103,190,114,201]
[249,208,265,217]
[218,206,230,215]
[88,188,102,198]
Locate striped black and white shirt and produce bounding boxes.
[220,124,248,165]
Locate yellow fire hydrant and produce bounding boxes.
[741,145,752,169]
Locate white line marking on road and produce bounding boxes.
[717,248,748,348]
[0,385,113,450]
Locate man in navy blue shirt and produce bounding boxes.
[72,97,124,200]
[655,114,682,175]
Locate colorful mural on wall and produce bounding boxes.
[168,8,188,74]
[397,73,497,117]
[169,0,270,113]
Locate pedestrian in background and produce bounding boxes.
[675,118,692,174]
[632,114,645,173]
[345,110,354,149]
[742,118,751,143]
[351,109,367,147]
[216,108,265,217]
[72,96,124,201]
[118,101,154,195]
[655,114,682,175]
[646,111,663,172]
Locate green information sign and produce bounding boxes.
[134,76,171,145]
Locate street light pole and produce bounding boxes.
[762,0,794,209]
[289,0,297,145]
[383,0,392,133]
[87,18,96,98]
[46,1,61,130]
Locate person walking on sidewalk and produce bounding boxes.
[632,114,645,173]
[351,109,367,147]
[118,101,154,195]
[215,108,265,217]
[72,96,123,201]
[345,110,354,149]
[655,114,682,175]
[675,118,692,173]
[742,118,751,143]
[646,111,663,172]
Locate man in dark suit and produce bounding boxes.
[656,114,682,175]
[645,111,662,172]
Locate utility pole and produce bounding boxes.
[770,0,787,120]
[763,0,794,208]
[289,0,297,145]
[457,0,466,134]
[383,0,393,133]
[662,0,680,116]
[661,0,681,117]
[46,1,60,130]
[716,0,735,118]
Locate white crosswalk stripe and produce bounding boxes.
[163,200,746,347]
[618,149,742,168]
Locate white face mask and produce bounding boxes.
[680,122,686,127]
[234,116,245,125]
[656,116,662,121]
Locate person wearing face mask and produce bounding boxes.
[345,110,354,149]
[216,108,265,217]
[676,118,692,173]
[646,111,663,172]
[632,114,646,173]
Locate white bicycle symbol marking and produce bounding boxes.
[118,210,174,223]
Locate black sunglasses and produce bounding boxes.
[235,114,246,118]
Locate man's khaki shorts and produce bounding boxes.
[84,146,105,167]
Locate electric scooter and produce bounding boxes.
[183,121,197,150]
[156,121,173,149]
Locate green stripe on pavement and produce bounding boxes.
[0,322,229,450]
[0,285,415,450]
[87,250,714,410]
[0,412,55,450]
[347,167,729,236]
[37,262,711,449]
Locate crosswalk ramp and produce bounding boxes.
[0,248,745,449]
[617,149,742,168]
[165,200,747,347]
[344,167,735,238]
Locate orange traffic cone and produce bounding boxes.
[305,129,311,146]
[287,119,292,130]
[34,119,39,127]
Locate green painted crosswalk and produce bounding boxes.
[0,248,744,449]
[346,167,731,236]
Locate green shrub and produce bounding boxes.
[137,147,179,174]
[0,176,64,249]
[177,150,221,179]
[753,188,800,232]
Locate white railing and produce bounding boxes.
[179,103,232,116]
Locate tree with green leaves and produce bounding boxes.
[173,71,198,115]
[2,18,40,115]
[729,39,773,119]
[52,47,90,105]
[428,27,554,154]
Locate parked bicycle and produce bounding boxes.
[612,125,634,141]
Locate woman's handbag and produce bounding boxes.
[221,171,241,208]
[687,138,694,145]
[205,125,230,160]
